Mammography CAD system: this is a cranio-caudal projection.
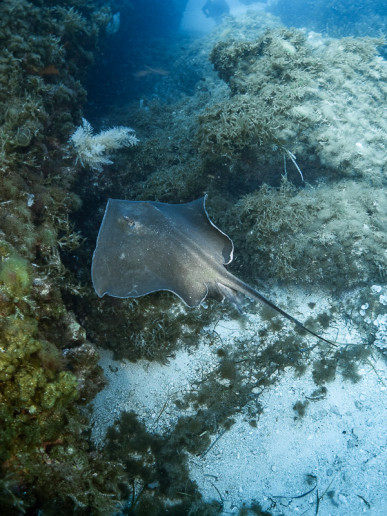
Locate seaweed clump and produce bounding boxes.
[105,411,222,515]
[225,178,387,291]
[77,290,221,363]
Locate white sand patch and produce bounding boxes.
[189,362,387,514]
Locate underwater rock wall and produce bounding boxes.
[0,1,128,513]
[190,26,387,292]
[226,179,387,290]
[198,28,387,184]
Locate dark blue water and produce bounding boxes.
[87,0,386,113]
[270,0,387,36]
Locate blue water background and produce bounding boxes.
[87,0,386,113]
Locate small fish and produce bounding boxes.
[38,65,60,76]
[132,65,169,78]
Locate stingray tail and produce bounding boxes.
[224,275,337,347]
[216,282,246,313]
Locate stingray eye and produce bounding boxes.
[123,215,135,228]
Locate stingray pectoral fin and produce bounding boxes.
[173,283,209,308]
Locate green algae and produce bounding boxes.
[0,265,123,514]
[0,314,79,466]
[0,255,31,298]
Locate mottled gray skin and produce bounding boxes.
[92,197,333,345]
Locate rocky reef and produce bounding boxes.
[192,26,387,294]
[0,0,126,512]
[225,178,387,290]
[1,2,386,513]
[198,28,387,184]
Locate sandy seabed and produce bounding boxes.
[91,286,387,515]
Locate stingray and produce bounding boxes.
[92,196,334,345]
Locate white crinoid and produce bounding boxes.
[70,118,138,171]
